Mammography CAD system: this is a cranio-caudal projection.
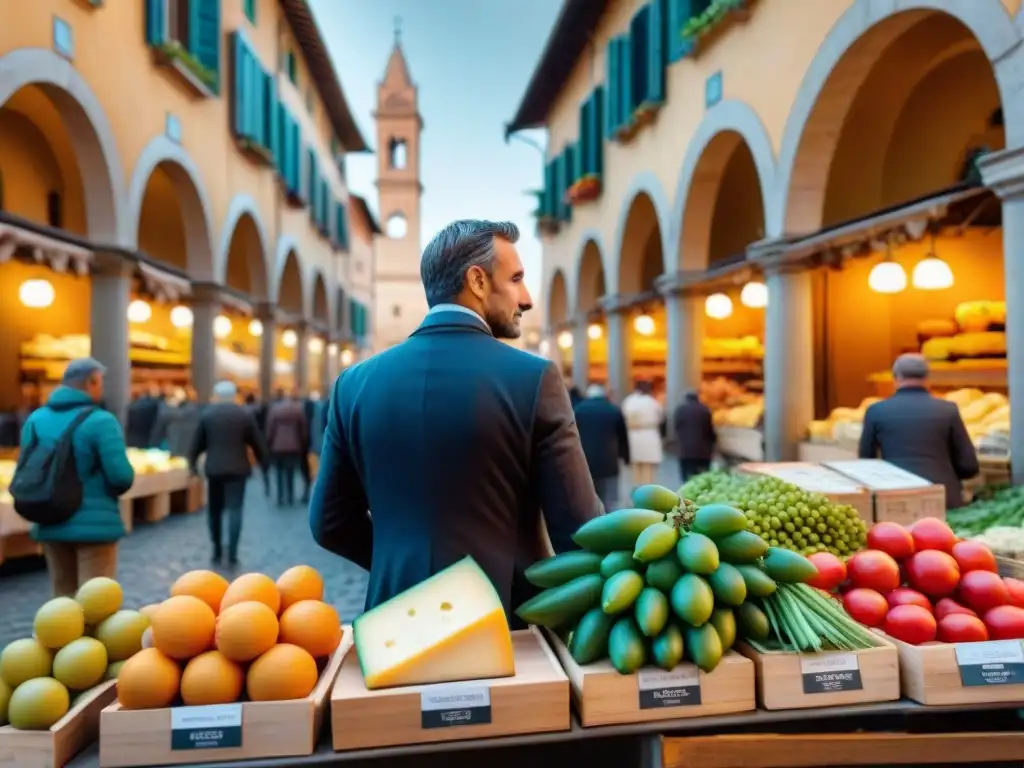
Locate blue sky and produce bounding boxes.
[310,0,559,302]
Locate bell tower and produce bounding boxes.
[374,18,426,348]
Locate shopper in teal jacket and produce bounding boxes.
[21,358,135,596]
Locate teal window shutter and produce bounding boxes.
[144,0,166,44]
[619,35,633,127]
[188,0,221,93]
[605,38,621,139]
[244,0,256,24]
[267,76,280,163]
[629,7,649,111]
[541,160,554,217]
[306,147,317,208]
[286,51,298,83]
[591,86,605,177]
[647,0,667,104]
[578,98,590,176]
[231,32,246,137]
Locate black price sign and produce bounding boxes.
[420,685,492,729]
[637,666,702,709]
[800,652,863,694]
[170,704,242,750]
[955,640,1024,687]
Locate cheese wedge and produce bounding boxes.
[353,557,515,689]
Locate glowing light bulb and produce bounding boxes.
[282,329,298,348]
[911,257,954,290]
[248,319,263,337]
[704,293,733,320]
[557,331,573,349]
[587,323,603,340]
[127,299,152,323]
[19,279,55,309]
[740,281,768,308]
[868,261,907,294]
[170,305,193,328]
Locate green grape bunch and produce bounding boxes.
[680,472,868,558]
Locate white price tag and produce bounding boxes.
[170,703,242,750]
[420,684,491,729]
[637,665,701,709]
[799,652,863,694]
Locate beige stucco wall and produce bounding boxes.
[540,0,1024,318]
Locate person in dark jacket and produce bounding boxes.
[188,381,270,565]
[265,392,308,506]
[309,219,601,619]
[299,392,321,504]
[243,393,271,495]
[673,389,717,483]
[859,354,979,509]
[574,384,629,511]
[150,387,200,456]
[125,384,161,448]
[21,358,135,596]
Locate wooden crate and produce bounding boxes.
[823,460,945,525]
[889,634,1024,706]
[0,680,116,768]
[797,441,857,464]
[545,631,754,727]
[735,640,899,711]
[715,427,764,463]
[738,462,872,521]
[330,627,569,751]
[98,630,348,766]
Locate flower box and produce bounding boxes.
[535,215,561,238]
[566,176,601,205]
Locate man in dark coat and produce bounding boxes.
[125,385,161,448]
[574,384,629,511]
[673,389,717,483]
[859,354,979,509]
[188,381,270,566]
[309,220,602,619]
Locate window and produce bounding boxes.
[243,0,256,24]
[231,31,275,163]
[47,192,62,229]
[277,108,302,200]
[284,50,297,83]
[386,213,407,239]
[145,0,222,94]
[388,138,407,170]
[333,201,349,251]
[166,0,189,45]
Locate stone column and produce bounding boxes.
[762,261,815,462]
[256,303,276,402]
[980,146,1024,484]
[317,334,331,395]
[600,295,633,402]
[190,284,218,404]
[90,252,133,425]
[658,272,704,431]
[295,322,310,396]
[571,316,590,391]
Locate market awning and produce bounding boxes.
[137,259,191,302]
[0,213,92,276]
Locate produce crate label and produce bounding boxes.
[825,460,933,491]
[955,640,1024,686]
[799,652,863,694]
[637,665,702,709]
[761,465,862,494]
[420,684,491,729]
[170,703,242,750]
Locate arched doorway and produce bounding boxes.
[546,269,568,329]
[276,249,304,315]
[335,287,347,335]
[571,238,608,390]
[312,272,329,326]
[134,158,214,276]
[216,210,270,388]
[273,249,304,391]
[221,207,269,301]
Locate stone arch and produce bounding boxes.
[127,136,215,279]
[547,269,569,328]
[617,189,667,298]
[311,269,330,325]
[575,238,607,315]
[773,0,1022,237]
[335,286,347,333]
[610,172,671,293]
[271,235,306,315]
[668,100,776,271]
[216,194,270,298]
[0,48,125,242]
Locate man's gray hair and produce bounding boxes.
[420,220,520,307]
[213,380,238,401]
[586,384,605,398]
[893,353,929,381]
[63,357,106,387]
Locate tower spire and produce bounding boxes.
[393,15,402,45]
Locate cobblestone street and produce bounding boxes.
[0,461,683,650]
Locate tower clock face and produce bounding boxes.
[386,213,408,239]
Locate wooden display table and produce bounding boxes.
[824,460,946,525]
[118,468,190,533]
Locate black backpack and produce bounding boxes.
[10,406,97,526]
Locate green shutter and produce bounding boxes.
[590,86,605,178]
[286,52,298,83]
[578,98,590,176]
[188,0,221,93]
[647,0,667,104]
[267,76,280,161]
[244,0,256,23]
[306,147,317,208]
[629,7,649,111]
[144,0,166,44]
[605,38,621,138]
[231,32,245,137]
[619,35,633,126]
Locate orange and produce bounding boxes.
[117,648,181,710]
[170,570,230,614]
[215,601,279,662]
[151,595,216,660]
[276,566,324,611]
[181,651,244,706]
[246,644,318,701]
[278,600,342,658]
[220,573,281,615]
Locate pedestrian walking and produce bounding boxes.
[150,387,200,456]
[265,391,308,506]
[11,358,135,596]
[621,380,664,489]
[673,389,716,483]
[187,381,269,566]
[243,392,271,496]
[574,383,629,511]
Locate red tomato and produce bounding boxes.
[906,550,961,597]
[847,550,901,594]
[886,587,932,612]
[910,517,956,553]
[937,613,989,643]
[1004,577,1024,608]
[805,552,847,591]
[983,605,1024,640]
[934,597,977,620]
[951,540,997,574]
[884,605,937,645]
[867,522,915,560]
[958,570,1010,614]
[843,588,889,627]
